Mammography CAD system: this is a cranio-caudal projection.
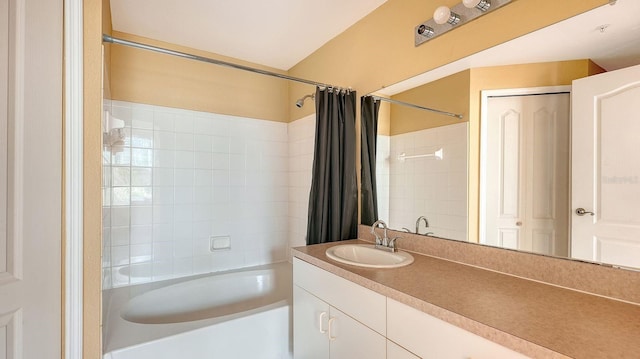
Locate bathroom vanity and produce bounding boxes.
[292,230,640,358]
[293,257,526,358]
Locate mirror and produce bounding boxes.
[361,1,640,269]
[364,76,469,241]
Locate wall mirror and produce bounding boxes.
[361,1,640,270]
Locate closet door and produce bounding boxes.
[483,93,570,256]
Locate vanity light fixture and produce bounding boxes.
[415,0,512,47]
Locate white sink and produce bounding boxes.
[325,244,414,268]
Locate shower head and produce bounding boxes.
[295,93,315,108]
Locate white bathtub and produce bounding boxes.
[103,262,292,359]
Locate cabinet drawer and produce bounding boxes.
[387,298,529,359]
[293,258,386,335]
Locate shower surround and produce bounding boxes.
[102,101,313,289]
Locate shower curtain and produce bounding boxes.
[306,87,358,245]
[360,96,380,226]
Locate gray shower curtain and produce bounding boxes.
[360,96,380,226]
[306,87,358,245]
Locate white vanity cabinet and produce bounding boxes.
[387,298,529,359]
[387,340,420,359]
[293,258,386,359]
[293,257,530,359]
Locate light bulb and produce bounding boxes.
[433,6,452,25]
[462,0,481,7]
[463,0,491,11]
[433,5,460,25]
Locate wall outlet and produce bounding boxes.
[210,235,231,251]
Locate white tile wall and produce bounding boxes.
[287,114,316,256]
[102,103,464,288]
[376,135,391,223]
[102,101,290,289]
[378,123,468,241]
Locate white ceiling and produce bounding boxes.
[110,0,387,70]
[378,0,640,95]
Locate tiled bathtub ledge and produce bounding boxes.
[292,239,640,358]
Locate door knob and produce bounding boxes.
[515,221,522,226]
[576,208,595,216]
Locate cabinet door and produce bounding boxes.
[294,285,330,359]
[329,307,386,359]
[387,340,420,359]
[387,298,529,359]
[293,258,386,336]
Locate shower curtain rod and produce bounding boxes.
[369,96,463,119]
[102,34,349,91]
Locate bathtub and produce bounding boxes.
[102,262,292,359]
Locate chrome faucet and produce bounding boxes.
[416,216,429,235]
[371,220,400,252]
[371,220,388,246]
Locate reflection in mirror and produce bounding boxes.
[361,1,640,270]
[365,85,469,241]
[379,121,468,240]
[480,89,571,257]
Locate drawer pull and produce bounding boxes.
[319,312,327,334]
[328,317,337,341]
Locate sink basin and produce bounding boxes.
[325,244,414,268]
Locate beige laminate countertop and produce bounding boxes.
[292,240,640,359]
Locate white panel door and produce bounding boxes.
[484,94,570,256]
[0,0,62,358]
[571,64,640,268]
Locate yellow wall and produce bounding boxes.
[390,70,470,135]
[85,0,105,357]
[377,100,391,136]
[287,0,607,120]
[109,32,289,122]
[382,59,601,137]
[106,0,606,125]
[102,0,112,99]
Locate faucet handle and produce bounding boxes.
[387,236,402,251]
